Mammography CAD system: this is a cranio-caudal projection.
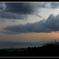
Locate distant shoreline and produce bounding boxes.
[0,42,44,49]
[0,44,59,56]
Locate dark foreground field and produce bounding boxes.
[0,44,59,56]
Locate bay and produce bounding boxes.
[0,42,44,49]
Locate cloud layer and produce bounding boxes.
[1,14,59,34]
[5,3,39,14]
[0,11,28,19]
[0,2,43,21]
[50,2,59,9]
[0,2,59,21]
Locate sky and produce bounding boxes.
[0,2,59,44]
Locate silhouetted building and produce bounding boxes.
[55,39,56,44]
[53,39,59,45]
[45,39,59,45]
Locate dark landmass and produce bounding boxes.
[0,44,59,56]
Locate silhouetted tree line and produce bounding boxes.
[0,44,59,56]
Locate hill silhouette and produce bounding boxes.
[0,44,59,56]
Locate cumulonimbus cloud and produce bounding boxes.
[1,14,59,34]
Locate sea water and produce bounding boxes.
[0,42,44,49]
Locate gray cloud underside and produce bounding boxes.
[0,11,28,20]
[1,14,59,34]
[0,2,59,20]
[4,2,46,14]
[4,2,59,14]
[0,2,45,20]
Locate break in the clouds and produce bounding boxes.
[1,14,59,34]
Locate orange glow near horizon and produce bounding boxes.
[0,32,59,43]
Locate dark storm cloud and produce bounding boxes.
[1,14,59,34]
[4,2,59,14]
[0,11,27,20]
[5,3,37,14]
[0,2,59,21]
[0,2,46,20]
[4,2,46,15]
